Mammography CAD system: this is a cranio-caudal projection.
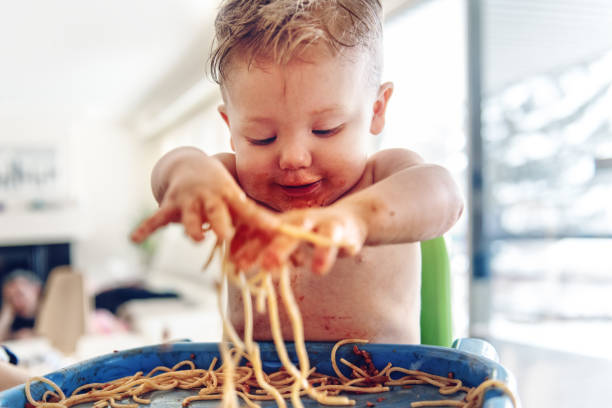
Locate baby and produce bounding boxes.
[132,0,463,344]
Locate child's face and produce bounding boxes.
[219,46,390,211]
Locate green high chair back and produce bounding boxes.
[420,236,452,347]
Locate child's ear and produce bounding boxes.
[218,104,236,151]
[370,82,394,135]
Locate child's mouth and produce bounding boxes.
[279,180,321,197]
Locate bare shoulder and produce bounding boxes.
[369,148,425,182]
[213,152,238,179]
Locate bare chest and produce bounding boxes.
[229,242,422,343]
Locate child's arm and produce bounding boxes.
[131,147,277,243]
[0,361,29,390]
[338,148,464,245]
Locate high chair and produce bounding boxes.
[420,236,452,347]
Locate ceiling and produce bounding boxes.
[2,0,610,140]
[0,0,216,133]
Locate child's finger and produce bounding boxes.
[181,198,205,241]
[312,245,339,275]
[231,196,280,230]
[289,244,308,268]
[203,195,234,241]
[259,234,300,271]
[311,222,343,274]
[130,205,179,243]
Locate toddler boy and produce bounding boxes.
[132,0,463,343]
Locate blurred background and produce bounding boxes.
[0,0,610,406]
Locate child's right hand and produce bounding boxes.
[130,156,278,244]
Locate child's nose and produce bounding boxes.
[279,140,312,170]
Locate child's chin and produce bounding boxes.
[280,198,325,211]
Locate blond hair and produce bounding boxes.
[209,0,383,86]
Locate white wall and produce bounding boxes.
[0,111,150,289]
[68,117,150,287]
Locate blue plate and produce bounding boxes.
[0,339,518,407]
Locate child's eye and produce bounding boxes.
[249,136,276,145]
[312,125,343,136]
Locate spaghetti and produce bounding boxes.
[24,223,516,408]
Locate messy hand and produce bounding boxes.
[230,205,368,275]
[131,158,278,243]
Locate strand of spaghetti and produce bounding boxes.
[342,377,369,387]
[277,224,350,247]
[438,380,464,395]
[42,390,60,403]
[266,367,317,387]
[172,361,196,370]
[218,270,239,408]
[339,358,369,378]
[318,384,390,393]
[386,378,427,386]
[280,265,340,406]
[208,357,218,371]
[244,271,269,314]
[267,373,297,387]
[236,367,255,384]
[249,343,287,408]
[377,362,393,377]
[330,339,369,383]
[259,379,322,396]
[266,273,353,407]
[236,391,261,408]
[465,379,517,407]
[387,367,460,383]
[197,371,219,395]
[255,288,267,313]
[202,237,220,271]
[219,336,238,408]
[69,376,150,401]
[416,375,454,388]
[182,393,223,404]
[240,273,254,353]
[278,264,355,406]
[217,264,245,351]
[25,376,66,407]
[109,397,137,408]
[291,379,302,408]
[411,399,466,407]
[263,274,306,408]
[144,366,171,378]
[71,382,107,395]
[131,394,151,405]
[177,372,212,389]
[278,264,310,408]
[238,389,306,401]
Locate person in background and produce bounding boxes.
[0,268,181,341]
[0,270,41,341]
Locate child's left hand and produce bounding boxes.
[230,205,367,275]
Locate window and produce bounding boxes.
[382,0,469,337]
